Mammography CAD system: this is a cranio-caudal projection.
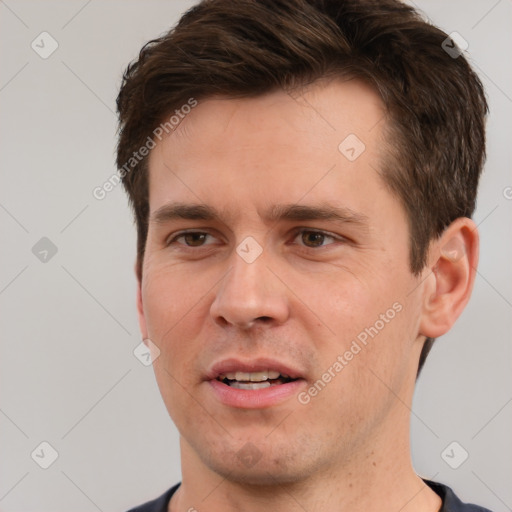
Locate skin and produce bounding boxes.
[136,77,479,512]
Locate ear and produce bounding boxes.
[419,217,479,338]
[136,260,149,342]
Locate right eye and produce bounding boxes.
[166,231,218,247]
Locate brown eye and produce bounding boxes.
[182,232,208,246]
[301,231,328,248]
[166,230,222,249]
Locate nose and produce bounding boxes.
[210,249,290,329]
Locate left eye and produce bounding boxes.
[293,230,337,248]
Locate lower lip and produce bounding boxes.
[208,379,305,409]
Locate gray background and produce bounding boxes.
[0,1,510,511]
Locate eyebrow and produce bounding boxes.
[150,202,369,230]
[267,203,369,227]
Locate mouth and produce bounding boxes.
[206,358,306,408]
[216,370,298,390]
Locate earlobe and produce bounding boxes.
[419,218,479,339]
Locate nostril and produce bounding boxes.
[235,316,273,330]
[215,316,230,328]
[255,316,272,323]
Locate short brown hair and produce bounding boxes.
[116,0,488,375]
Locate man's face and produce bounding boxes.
[139,78,427,484]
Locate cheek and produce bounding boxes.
[142,262,211,332]
[307,271,414,389]
[143,269,209,421]
[141,264,215,383]
[302,271,395,340]
[308,314,412,446]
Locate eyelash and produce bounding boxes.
[165,228,345,250]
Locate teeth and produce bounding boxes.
[221,370,282,381]
[229,381,271,390]
[249,371,267,382]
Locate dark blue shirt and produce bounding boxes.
[127,479,494,512]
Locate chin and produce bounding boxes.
[195,439,322,487]
[208,459,310,487]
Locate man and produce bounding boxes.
[116,0,491,510]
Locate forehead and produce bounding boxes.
[168,77,384,154]
[147,77,391,219]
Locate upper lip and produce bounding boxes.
[206,357,305,381]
